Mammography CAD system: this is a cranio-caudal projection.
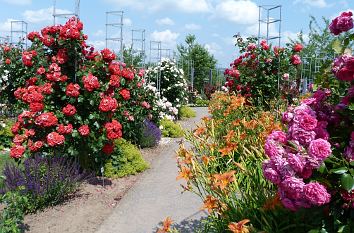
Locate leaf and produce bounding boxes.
[318,163,326,173]
[349,103,354,111]
[340,173,354,191]
[330,167,348,174]
[332,39,342,54]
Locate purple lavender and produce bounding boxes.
[140,119,161,148]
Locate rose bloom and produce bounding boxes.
[291,54,302,65]
[66,83,80,97]
[264,140,285,158]
[280,176,305,200]
[121,68,135,81]
[329,11,353,35]
[267,130,287,144]
[303,182,331,206]
[109,75,120,87]
[119,89,130,100]
[13,134,26,145]
[82,73,100,91]
[101,48,116,62]
[62,104,77,116]
[57,124,73,134]
[297,113,318,131]
[293,43,303,52]
[35,112,58,127]
[308,138,332,161]
[47,132,65,147]
[102,143,114,155]
[78,125,90,136]
[10,145,26,158]
[41,82,53,95]
[5,58,11,64]
[99,96,118,112]
[105,120,122,140]
[29,140,44,152]
[29,102,44,112]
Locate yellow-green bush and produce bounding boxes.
[179,106,196,119]
[0,118,14,151]
[160,119,183,138]
[104,138,149,178]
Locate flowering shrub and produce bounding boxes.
[138,120,161,148]
[5,17,156,171]
[262,11,354,231]
[145,58,189,114]
[223,36,302,107]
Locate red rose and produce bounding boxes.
[57,124,73,134]
[10,145,25,158]
[109,75,120,87]
[78,125,90,136]
[66,83,80,97]
[293,43,303,52]
[24,129,35,137]
[99,96,118,112]
[101,48,116,62]
[36,67,46,75]
[29,102,44,112]
[108,62,121,75]
[5,58,11,64]
[35,112,58,127]
[102,143,114,154]
[104,120,122,140]
[57,49,68,64]
[47,132,65,147]
[22,51,34,67]
[13,134,26,145]
[41,82,53,95]
[29,140,44,152]
[121,68,134,81]
[11,122,21,134]
[82,73,100,91]
[62,104,77,116]
[119,89,130,100]
[291,54,302,65]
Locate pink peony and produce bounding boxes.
[308,138,332,161]
[267,130,287,144]
[296,113,318,131]
[290,126,316,146]
[280,176,305,199]
[287,153,305,173]
[264,140,285,158]
[262,161,281,184]
[303,182,331,206]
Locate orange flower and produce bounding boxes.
[232,119,241,126]
[228,219,250,233]
[262,193,281,211]
[178,146,193,164]
[224,130,235,143]
[201,155,210,165]
[156,216,173,233]
[193,126,206,137]
[218,143,237,156]
[176,166,192,181]
[212,170,236,191]
[202,195,218,213]
[242,119,258,130]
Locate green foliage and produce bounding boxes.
[104,138,149,178]
[177,34,217,92]
[0,118,14,151]
[0,188,28,233]
[179,106,196,119]
[194,98,209,107]
[160,119,184,138]
[122,45,144,68]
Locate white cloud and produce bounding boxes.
[214,0,258,24]
[150,29,179,46]
[156,17,175,26]
[245,20,279,38]
[293,0,328,8]
[185,23,201,30]
[123,18,132,26]
[23,7,71,23]
[87,40,106,50]
[330,9,354,20]
[1,0,31,5]
[93,29,104,37]
[204,42,222,56]
[0,18,22,32]
[104,0,211,13]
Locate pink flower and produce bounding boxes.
[290,126,316,146]
[264,140,285,158]
[287,153,305,173]
[262,161,281,184]
[303,182,331,206]
[297,113,318,131]
[267,130,287,144]
[291,54,302,65]
[280,176,305,199]
[308,138,332,161]
[329,11,353,35]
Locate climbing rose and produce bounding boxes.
[291,55,302,65]
[303,182,331,206]
[101,48,116,62]
[82,73,100,91]
[78,125,90,136]
[29,102,44,112]
[47,132,65,147]
[102,143,114,155]
[119,89,130,100]
[329,11,353,35]
[109,75,120,87]
[99,96,118,112]
[293,43,303,52]
[57,124,73,134]
[66,83,80,97]
[308,138,332,161]
[62,104,77,116]
[10,145,26,158]
[35,112,58,127]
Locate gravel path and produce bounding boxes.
[96,107,209,233]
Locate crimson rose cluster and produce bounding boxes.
[8,17,155,167]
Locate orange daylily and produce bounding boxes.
[156,216,173,233]
[178,146,193,164]
[218,143,237,156]
[212,170,236,191]
[224,130,235,143]
[176,166,192,181]
[202,195,218,213]
[228,219,250,233]
[193,126,206,137]
[262,193,281,211]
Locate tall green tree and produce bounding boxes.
[122,45,145,68]
[177,34,217,92]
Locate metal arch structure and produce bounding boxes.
[149,40,162,64]
[0,36,10,45]
[131,29,145,68]
[53,0,80,25]
[258,5,282,47]
[106,11,124,62]
[10,20,28,49]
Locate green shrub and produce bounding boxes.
[104,139,149,178]
[0,118,14,151]
[179,106,196,119]
[160,119,184,138]
[195,98,209,107]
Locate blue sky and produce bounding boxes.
[0,0,352,67]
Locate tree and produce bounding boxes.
[177,34,217,92]
[122,45,145,68]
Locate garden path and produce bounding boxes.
[96,107,209,233]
